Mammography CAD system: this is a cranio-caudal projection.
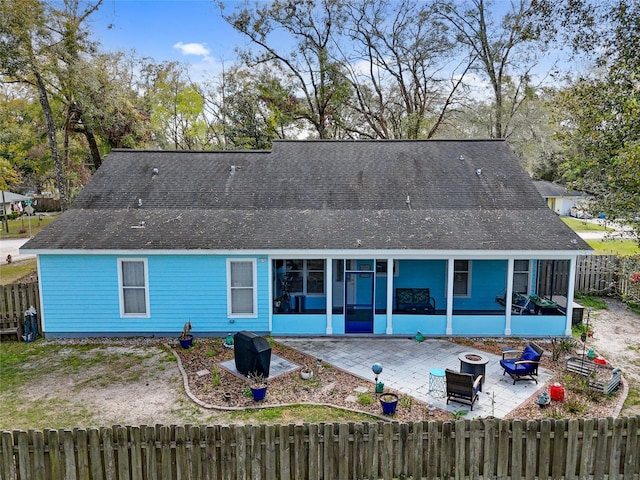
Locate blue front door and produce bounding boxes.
[345,271,374,333]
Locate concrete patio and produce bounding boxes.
[278,337,552,419]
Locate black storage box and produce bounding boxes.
[234,331,271,377]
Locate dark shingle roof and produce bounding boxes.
[533,180,588,198]
[23,140,590,252]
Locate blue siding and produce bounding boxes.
[373,314,387,334]
[511,315,566,336]
[392,314,447,335]
[39,254,270,336]
[451,315,506,336]
[331,315,346,334]
[272,314,326,335]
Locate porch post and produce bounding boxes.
[446,258,454,335]
[326,259,333,335]
[565,257,577,336]
[386,257,394,334]
[504,258,514,336]
[268,257,273,332]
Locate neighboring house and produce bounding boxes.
[1,191,29,215]
[22,140,592,338]
[533,180,591,217]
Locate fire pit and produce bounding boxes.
[458,352,489,391]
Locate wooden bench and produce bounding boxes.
[0,316,21,341]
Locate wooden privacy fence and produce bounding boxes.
[573,255,640,301]
[1,418,638,480]
[0,283,40,325]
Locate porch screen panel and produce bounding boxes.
[513,260,529,294]
[307,259,325,294]
[122,261,146,314]
[454,260,469,296]
[230,261,254,314]
[332,259,344,313]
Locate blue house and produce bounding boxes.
[22,140,592,338]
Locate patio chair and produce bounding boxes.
[500,342,544,384]
[444,369,482,410]
[495,292,533,315]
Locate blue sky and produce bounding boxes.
[89,0,576,86]
[92,1,249,77]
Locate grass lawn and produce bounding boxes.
[586,239,640,256]
[561,217,613,232]
[0,213,59,239]
[0,258,37,285]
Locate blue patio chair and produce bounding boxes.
[500,342,544,384]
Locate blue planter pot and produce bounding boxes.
[380,393,399,415]
[251,385,268,402]
[179,335,193,349]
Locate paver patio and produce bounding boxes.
[278,337,552,419]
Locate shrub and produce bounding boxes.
[564,397,588,415]
[550,337,577,363]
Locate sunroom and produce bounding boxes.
[270,255,577,337]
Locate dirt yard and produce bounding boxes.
[3,298,638,430]
[587,298,640,416]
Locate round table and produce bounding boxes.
[458,352,489,391]
[428,368,446,397]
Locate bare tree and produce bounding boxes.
[339,0,471,139]
[435,0,550,139]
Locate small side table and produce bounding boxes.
[429,368,446,397]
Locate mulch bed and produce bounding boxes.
[174,337,623,422]
[174,339,451,422]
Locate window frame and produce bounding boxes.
[117,258,150,318]
[513,259,531,295]
[453,259,471,298]
[227,258,258,318]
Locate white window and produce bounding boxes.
[513,260,530,294]
[118,259,150,317]
[453,260,470,297]
[228,259,257,317]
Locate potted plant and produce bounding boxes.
[300,365,313,380]
[379,392,399,415]
[248,371,268,401]
[179,321,193,349]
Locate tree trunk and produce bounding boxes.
[34,69,68,210]
[83,129,102,170]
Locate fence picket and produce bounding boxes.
[32,430,45,480]
[1,431,16,480]
[15,431,29,480]
[87,428,103,480]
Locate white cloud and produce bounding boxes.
[173,42,210,57]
